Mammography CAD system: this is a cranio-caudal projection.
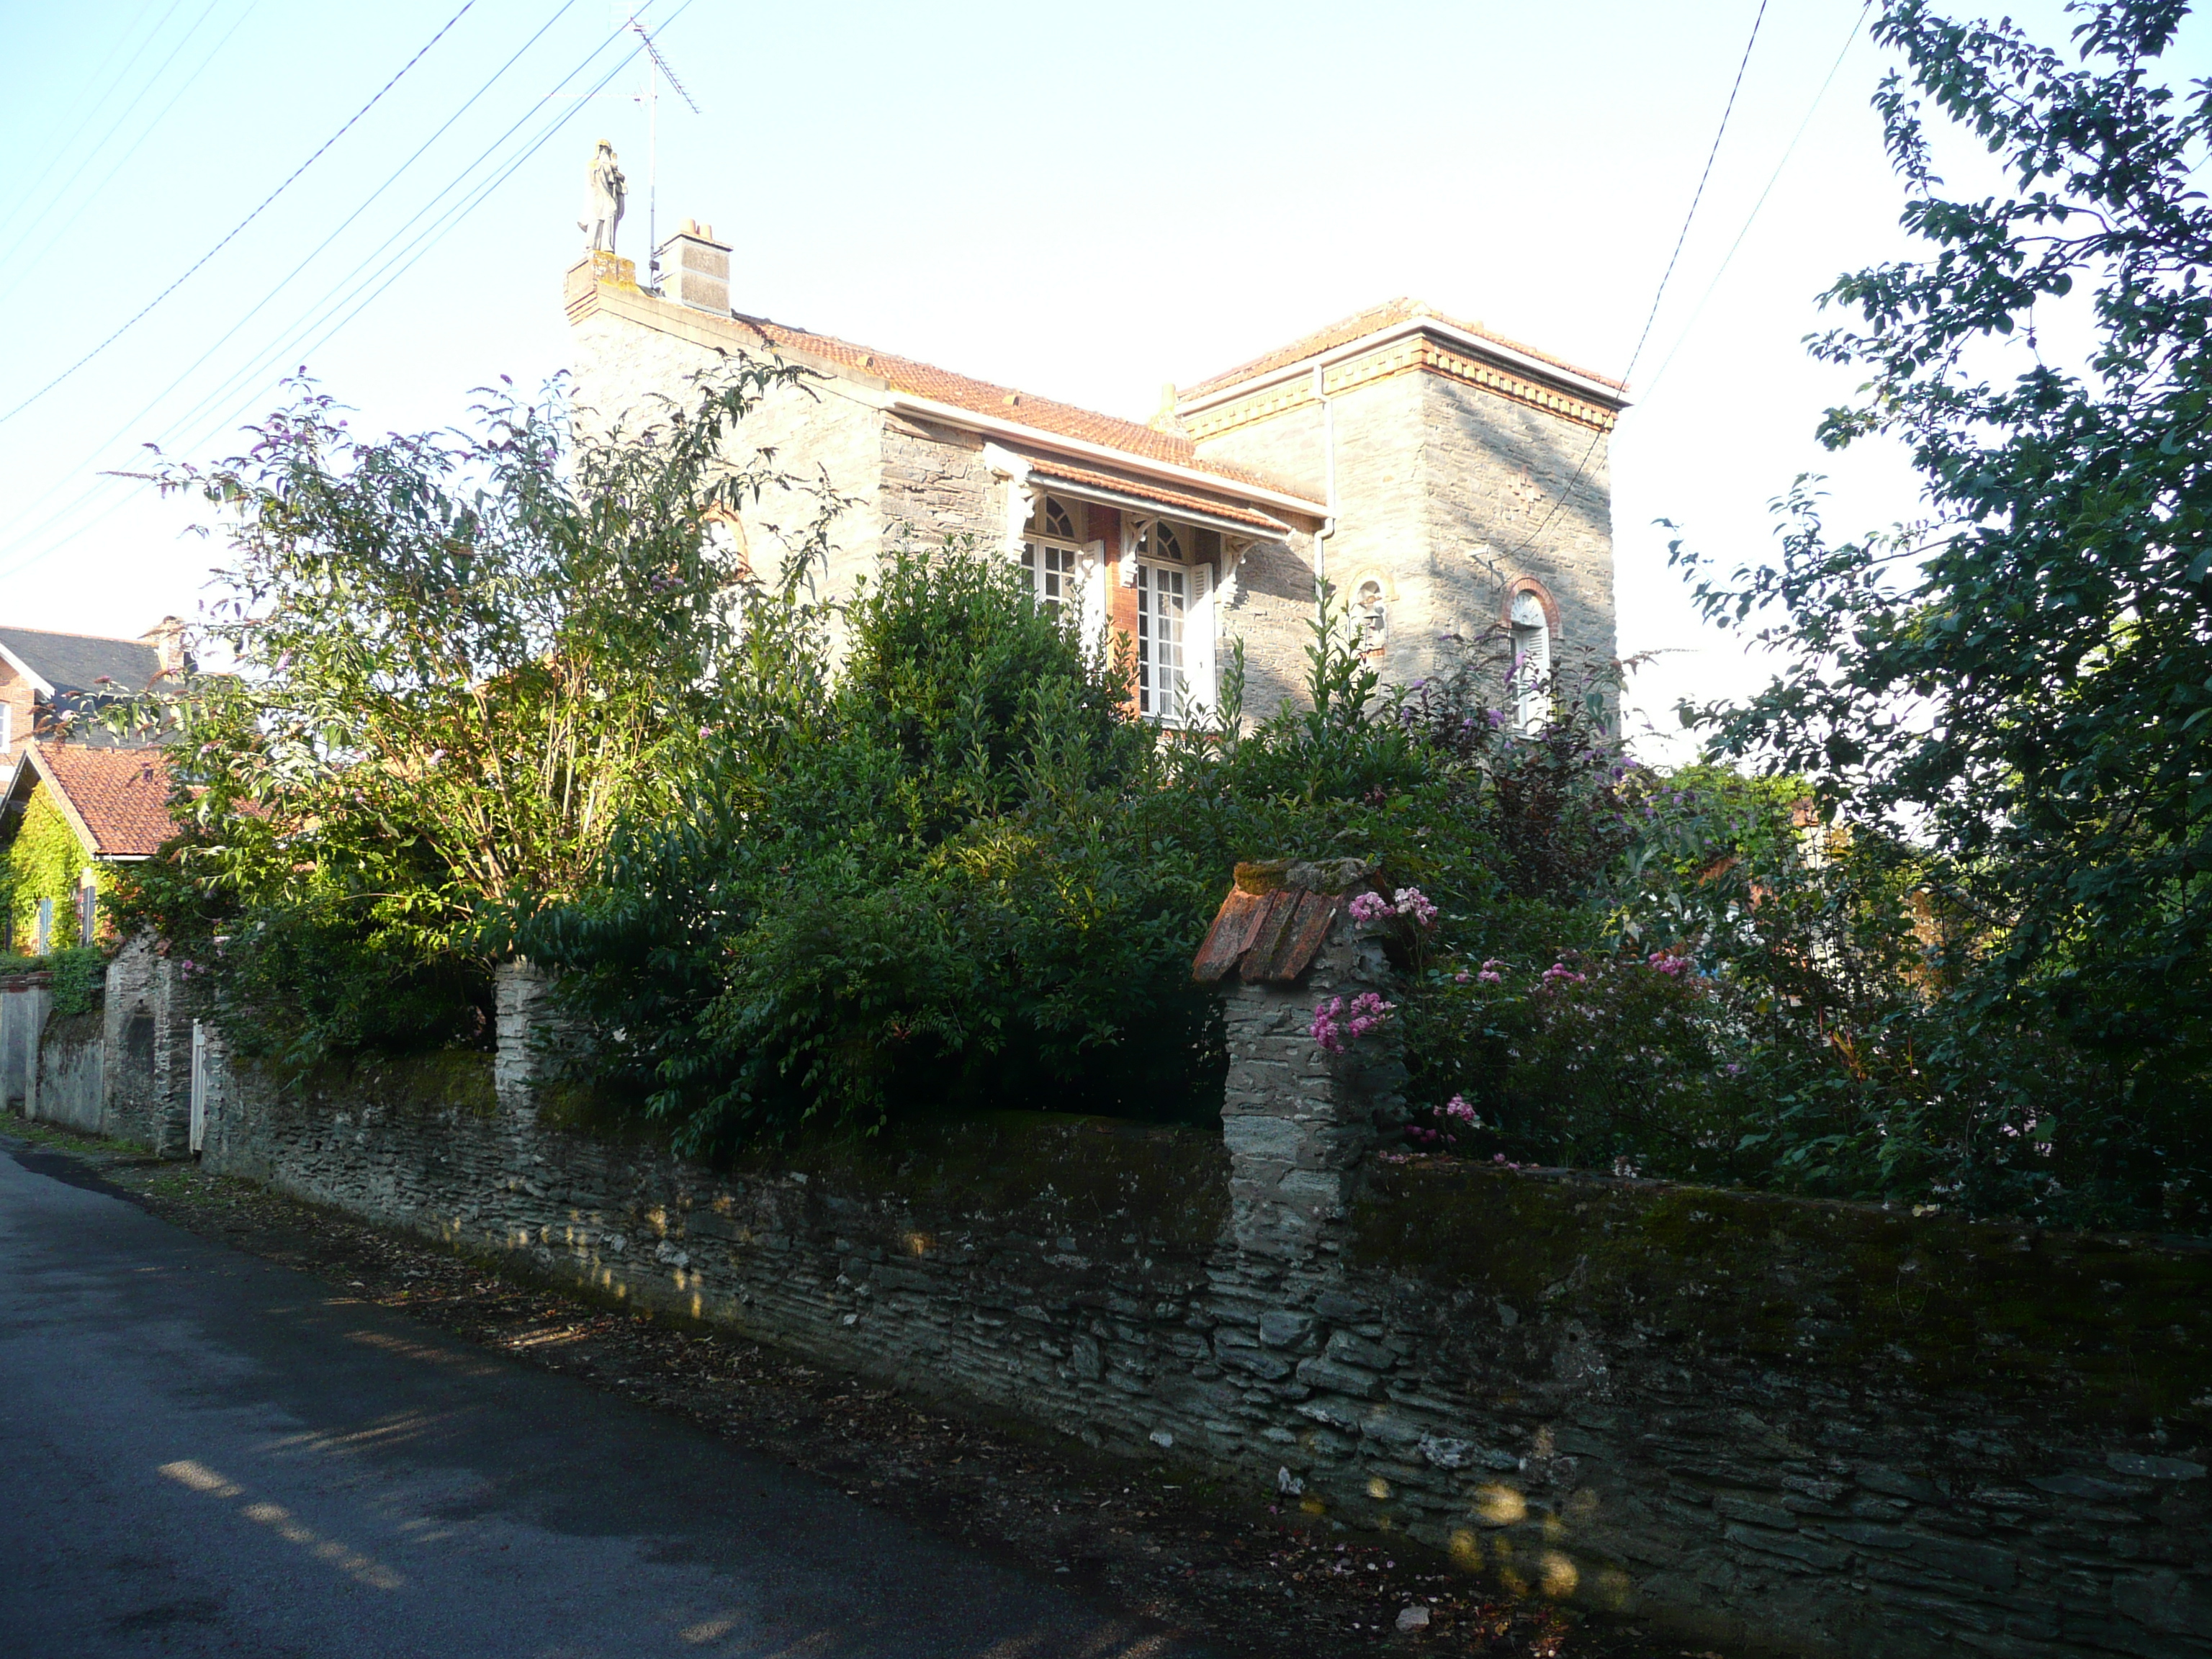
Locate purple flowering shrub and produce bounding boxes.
[1310,990,1395,1054]
[1401,946,1732,1172]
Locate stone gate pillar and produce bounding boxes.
[493,958,572,1120]
[1192,859,1407,1267]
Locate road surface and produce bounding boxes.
[0,1135,1197,1658]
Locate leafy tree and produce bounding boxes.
[114,364,832,1066]
[1673,0,2212,1084]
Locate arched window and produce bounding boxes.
[1029,494,1079,542]
[1137,519,1184,562]
[1355,577,1388,657]
[1509,589,1552,732]
[1022,494,1084,613]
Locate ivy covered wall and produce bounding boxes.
[1,788,99,953]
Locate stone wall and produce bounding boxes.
[166,907,2212,1659]
[30,1009,102,1133]
[100,933,195,1154]
[1192,362,1618,719]
[567,299,889,603]
[0,977,49,1110]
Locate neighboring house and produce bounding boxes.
[0,619,189,789]
[0,742,174,955]
[567,228,1624,728]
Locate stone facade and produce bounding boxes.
[565,268,1619,726]
[127,912,2207,1659]
[1186,344,1618,713]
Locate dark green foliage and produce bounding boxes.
[517,547,1224,1156]
[45,945,107,1017]
[1671,1,2212,1104]
[110,364,828,1071]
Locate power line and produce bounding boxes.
[0,0,595,559]
[0,0,483,429]
[1638,1,1874,404]
[0,0,176,228]
[0,0,225,271]
[0,0,269,315]
[0,3,690,580]
[1498,0,1772,564]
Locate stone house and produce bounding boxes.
[0,620,188,791]
[567,233,1625,726]
[0,742,174,954]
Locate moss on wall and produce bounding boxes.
[1352,1159,2212,1420]
[740,1111,1233,1259]
[274,1048,500,1120]
[0,789,98,951]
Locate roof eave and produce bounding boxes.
[882,392,1326,521]
[12,744,102,858]
[1178,316,1631,417]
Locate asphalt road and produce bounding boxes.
[0,1137,1197,1659]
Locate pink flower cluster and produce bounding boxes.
[1443,1094,1478,1125]
[1646,950,1693,976]
[1346,886,1439,930]
[1539,961,1588,987]
[1310,991,1395,1053]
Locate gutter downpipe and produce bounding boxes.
[1313,362,1336,615]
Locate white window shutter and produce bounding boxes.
[1081,539,1108,648]
[1187,559,1216,723]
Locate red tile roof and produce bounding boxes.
[1180,298,1626,402]
[726,315,1318,504]
[31,743,176,858]
[1021,457,1293,536]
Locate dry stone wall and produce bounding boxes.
[178,937,2211,1657]
[48,914,2202,1659]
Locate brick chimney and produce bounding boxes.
[657,220,729,315]
[140,616,189,678]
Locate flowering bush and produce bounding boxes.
[1310,992,1395,1055]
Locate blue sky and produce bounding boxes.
[1,0,2202,757]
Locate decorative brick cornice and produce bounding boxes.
[1184,331,1620,441]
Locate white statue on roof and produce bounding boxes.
[580,139,626,254]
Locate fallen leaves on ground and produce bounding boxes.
[16,1125,1736,1659]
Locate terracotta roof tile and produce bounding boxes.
[1020,457,1292,536]
[1180,298,1626,401]
[725,315,1319,505]
[32,743,175,858]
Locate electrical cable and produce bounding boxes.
[0,0,595,557]
[0,0,225,271]
[1498,0,1771,565]
[0,3,687,577]
[1637,1,1874,404]
[0,0,269,315]
[0,0,482,428]
[0,0,189,233]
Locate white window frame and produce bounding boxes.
[1020,494,1087,619]
[1509,590,1552,733]
[1130,516,1217,727]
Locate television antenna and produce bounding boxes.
[624,12,700,289]
[563,11,701,287]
